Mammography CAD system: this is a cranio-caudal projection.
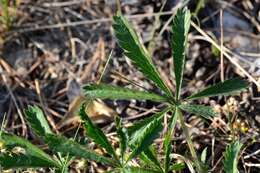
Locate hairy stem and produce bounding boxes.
[177,108,204,173]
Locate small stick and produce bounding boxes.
[11,10,177,33]
[97,50,113,84]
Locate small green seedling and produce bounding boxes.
[0,7,248,173]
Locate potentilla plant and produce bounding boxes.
[83,7,249,172]
[0,7,248,173]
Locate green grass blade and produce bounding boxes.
[179,104,216,119]
[113,14,172,97]
[115,116,128,162]
[127,114,163,161]
[223,141,242,173]
[0,131,60,169]
[45,134,116,166]
[171,8,191,100]
[25,105,53,137]
[164,108,178,173]
[79,104,119,163]
[83,84,169,102]
[187,78,249,100]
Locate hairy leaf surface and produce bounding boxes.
[179,104,216,119]
[139,147,163,172]
[83,84,168,102]
[187,78,249,100]
[0,132,60,169]
[113,14,172,97]
[127,114,163,161]
[45,134,115,166]
[127,108,170,138]
[25,105,52,137]
[171,8,191,100]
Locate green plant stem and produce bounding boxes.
[177,108,203,173]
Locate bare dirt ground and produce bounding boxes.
[0,0,259,172]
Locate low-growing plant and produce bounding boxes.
[1,105,166,172]
[0,7,248,173]
[0,106,63,172]
[82,7,248,172]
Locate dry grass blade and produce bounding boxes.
[191,21,260,89]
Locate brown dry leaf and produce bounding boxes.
[87,99,116,123]
[80,37,105,83]
[58,95,116,129]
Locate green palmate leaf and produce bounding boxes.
[25,105,52,137]
[113,14,172,97]
[164,108,178,173]
[163,132,172,173]
[115,116,128,162]
[187,78,249,100]
[128,110,168,171]
[79,104,119,163]
[127,108,170,138]
[123,166,161,173]
[83,84,168,102]
[171,8,191,100]
[169,163,186,171]
[127,114,163,162]
[179,104,216,119]
[0,154,59,170]
[223,141,242,173]
[0,131,60,169]
[45,134,115,166]
[139,146,163,172]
